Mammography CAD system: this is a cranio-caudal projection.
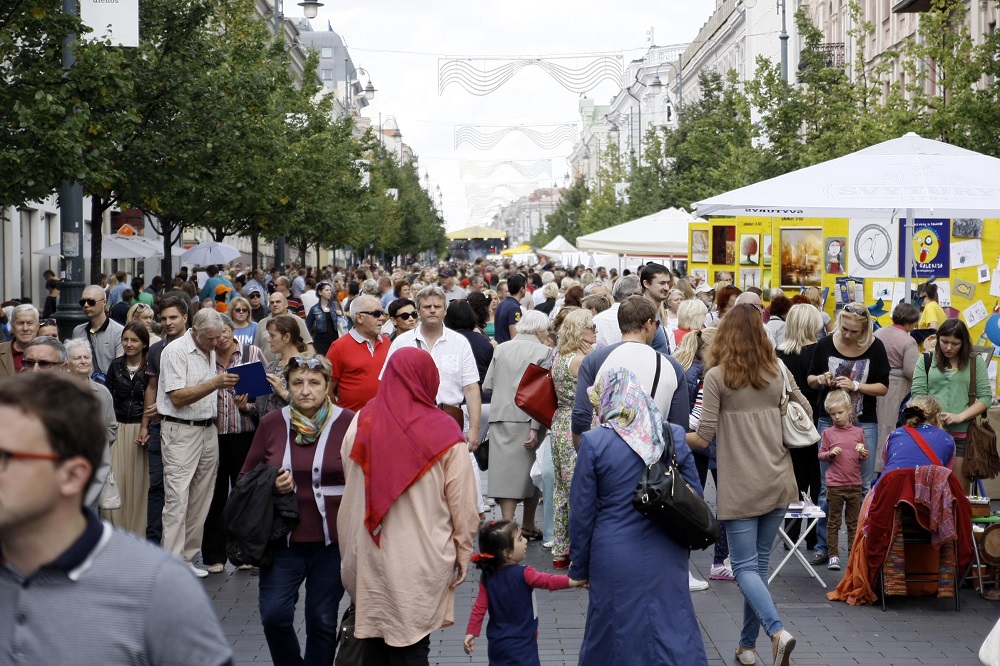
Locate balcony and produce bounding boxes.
[892,0,931,13]
[816,43,845,68]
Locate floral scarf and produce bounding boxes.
[289,397,333,446]
[588,366,665,465]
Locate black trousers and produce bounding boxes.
[362,636,430,666]
[786,443,822,550]
[202,430,256,565]
[146,422,164,544]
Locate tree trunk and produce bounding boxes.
[297,239,307,266]
[250,233,259,272]
[89,197,106,285]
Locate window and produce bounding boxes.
[321,47,333,59]
[321,69,333,80]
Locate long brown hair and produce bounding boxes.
[707,304,779,389]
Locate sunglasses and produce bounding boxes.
[249,293,261,298]
[287,356,325,370]
[394,312,418,321]
[842,303,870,318]
[40,318,57,327]
[358,310,386,318]
[79,298,103,307]
[22,359,61,370]
[232,308,249,313]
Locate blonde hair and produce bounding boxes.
[127,302,154,325]
[676,278,695,300]
[558,309,593,355]
[677,299,708,331]
[824,389,853,415]
[834,303,875,348]
[674,326,718,372]
[904,395,942,427]
[778,303,823,355]
[228,296,252,323]
[803,286,823,309]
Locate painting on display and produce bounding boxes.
[690,268,708,285]
[898,218,949,279]
[825,237,847,275]
[740,234,760,265]
[762,234,773,266]
[848,218,899,278]
[954,218,984,239]
[691,229,710,263]
[740,268,761,290]
[779,227,823,288]
[762,269,772,297]
[711,225,736,265]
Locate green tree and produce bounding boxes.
[577,143,628,235]
[531,176,589,246]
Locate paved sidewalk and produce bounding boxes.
[207,485,1000,664]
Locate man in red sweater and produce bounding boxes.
[325,295,388,412]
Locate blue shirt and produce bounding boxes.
[493,296,522,344]
[882,424,956,475]
[199,275,233,302]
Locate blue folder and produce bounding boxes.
[230,361,272,400]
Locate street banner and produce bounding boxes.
[81,0,139,48]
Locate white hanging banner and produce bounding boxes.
[81,0,140,48]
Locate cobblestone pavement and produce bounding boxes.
[207,480,1000,665]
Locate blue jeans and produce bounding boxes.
[814,419,877,555]
[728,508,787,649]
[145,422,164,544]
[259,542,345,666]
[540,435,555,543]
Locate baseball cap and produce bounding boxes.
[215,284,233,296]
[439,268,457,278]
[695,283,714,294]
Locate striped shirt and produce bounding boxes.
[216,343,266,434]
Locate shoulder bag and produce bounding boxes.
[633,416,720,551]
[98,469,121,510]
[334,603,363,666]
[961,357,1000,480]
[779,364,820,449]
[515,349,557,428]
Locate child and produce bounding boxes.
[818,390,868,571]
[464,520,586,665]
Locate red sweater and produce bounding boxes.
[466,566,569,636]
[240,407,354,543]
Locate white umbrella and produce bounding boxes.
[180,241,241,266]
[694,132,1000,295]
[130,236,186,258]
[34,234,158,260]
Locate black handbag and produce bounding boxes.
[632,422,720,551]
[334,603,363,666]
[473,431,489,471]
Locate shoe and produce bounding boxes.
[735,646,758,665]
[553,557,570,569]
[771,630,796,666]
[541,541,554,550]
[689,572,709,591]
[828,556,841,571]
[520,526,543,541]
[710,563,735,581]
[188,564,209,579]
[237,564,254,571]
[809,551,829,566]
[206,563,225,574]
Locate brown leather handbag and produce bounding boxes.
[963,356,1000,480]
[515,353,557,428]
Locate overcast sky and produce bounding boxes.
[309,2,713,232]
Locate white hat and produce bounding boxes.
[695,283,714,294]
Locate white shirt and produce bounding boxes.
[300,289,318,313]
[593,303,622,350]
[383,326,478,407]
[157,330,218,420]
[532,289,548,307]
[595,343,678,421]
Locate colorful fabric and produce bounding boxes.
[550,353,580,559]
[913,465,957,547]
[352,347,465,546]
[588,367,664,465]
[289,397,333,446]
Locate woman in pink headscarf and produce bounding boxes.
[339,347,479,665]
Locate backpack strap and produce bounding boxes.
[968,352,979,408]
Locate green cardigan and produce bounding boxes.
[911,354,992,434]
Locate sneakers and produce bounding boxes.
[188,564,209,579]
[771,629,796,666]
[541,541,554,550]
[809,551,829,566]
[206,563,225,574]
[828,556,842,571]
[710,563,735,581]
[689,571,709,591]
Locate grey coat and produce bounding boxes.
[483,334,551,428]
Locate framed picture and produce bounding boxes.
[691,229,710,263]
[825,236,847,275]
[779,227,823,288]
[762,234,773,266]
[711,225,736,265]
[690,268,708,285]
[762,268,772,297]
[740,234,760,265]
[954,218,984,239]
[740,268,761,290]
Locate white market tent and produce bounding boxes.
[538,235,578,255]
[575,207,700,257]
[695,132,1000,295]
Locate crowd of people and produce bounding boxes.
[0,257,989,666]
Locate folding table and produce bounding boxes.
[769,504,827,588]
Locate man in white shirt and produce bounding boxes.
[593,274,641,350]
[383,285,480,450]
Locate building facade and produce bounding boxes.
[491,188,564,247]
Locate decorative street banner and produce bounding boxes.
[899,218,950,279]
[81,0,139,48]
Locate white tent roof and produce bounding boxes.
[539,235,577,253]
[575,207,699,256]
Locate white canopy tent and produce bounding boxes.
[537,235,578,255]
[575,207,699,257]
[695,132,1000,295]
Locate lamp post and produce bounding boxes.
[740,0,787,82]
[344,64,376,111]
[623,70,643,160]
[648,54,684,118]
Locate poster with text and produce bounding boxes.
[898,218,950,279]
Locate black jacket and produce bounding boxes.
[223,462,299,567]
[102,356,148,423]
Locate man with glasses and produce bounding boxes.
[0,304,39,377]
[253,293,313,362]
[247,290,269,322]
[72,284,124,380]
[0,372,233,665]
[243,268,268,301]
[325,295,389,412]
[157,309,240,578]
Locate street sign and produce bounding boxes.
[116,224,137,237]
[81,0,139,48]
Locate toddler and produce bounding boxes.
[464,520,586,665]
[818,390,868,571]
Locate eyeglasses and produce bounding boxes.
[358,310,386,318]
[589,324,598,332]
[0,446,61,472]
[394,312,418,321]
[21,359,61,370]
[232,308,249,313]
[79,298,103,307]
[287,356,325,371]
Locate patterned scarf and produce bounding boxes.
[588,366,665,465]
[289,397,333,446]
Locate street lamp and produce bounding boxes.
[272,0,324,33]
[345,64,376,110]
[739,0,787,82]
[648,55,684,117]
[623,69,643,160]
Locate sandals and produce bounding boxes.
[520,526,543,541]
